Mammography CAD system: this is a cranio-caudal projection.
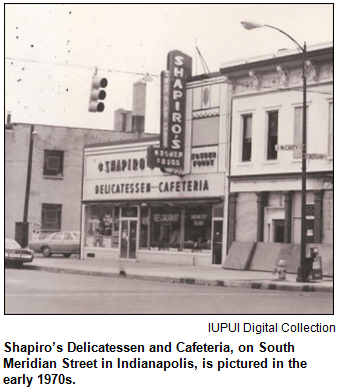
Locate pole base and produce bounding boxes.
[296,265,305,283]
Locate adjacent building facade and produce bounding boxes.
[5,79,154,244]
[5,121,155,242]
[221,43,333,275]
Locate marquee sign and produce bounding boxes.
[148,50,192,171]
[83,173,225,201]
[85,150,154,179]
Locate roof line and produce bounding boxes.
[84,135,160,149]
[5,122,159,135]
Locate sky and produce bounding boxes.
[5,4,334,133]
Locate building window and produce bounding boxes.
[267,111,278,160]
[41,204,62,231]
[241,114,252,162]
[329,102,333,157]
[43,150,64,177]
[193,85,220,110]
[202,86,210,109]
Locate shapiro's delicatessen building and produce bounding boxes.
[81,50,230,266]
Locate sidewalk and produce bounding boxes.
[27,255,333,293]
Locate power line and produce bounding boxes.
[6,56,332,96]
[5,56,158,78]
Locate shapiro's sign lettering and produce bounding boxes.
[159,50,192,169]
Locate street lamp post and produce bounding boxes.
[17,125,37,248]
[23,125,36,224]
[241,21,308,282]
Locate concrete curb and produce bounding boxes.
[27,265,333,293]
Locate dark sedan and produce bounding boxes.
[5,238,34,265]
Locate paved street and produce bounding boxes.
[5,266,333,314]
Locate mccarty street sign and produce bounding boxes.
[275,145,327,160]
[275,144,302,151]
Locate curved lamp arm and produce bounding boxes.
[263,24,304,53]
[241,21,304,53]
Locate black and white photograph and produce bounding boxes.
[4,4,333,314]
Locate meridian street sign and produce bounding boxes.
[306,153,327,160]
[275,145,327,160]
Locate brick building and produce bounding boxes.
[5,120,155,242]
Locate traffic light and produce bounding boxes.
[88,75,108,112]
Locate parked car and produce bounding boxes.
[29,231,80,257]
[5,238,34,265]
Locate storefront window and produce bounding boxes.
[184,205,211,250]
[140,206,149,248]
[85,203,214,252]
[148,204,213,251]
[85,205,113,248]
[150,206,181,250]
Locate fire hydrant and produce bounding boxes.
[273,259,287,280]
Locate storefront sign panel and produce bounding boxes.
[83,173,225,201]
[162,51,192,152]
[191,146,218,173]
[147,50,192,170]
[85,150,158,179]
[147,145,184,170]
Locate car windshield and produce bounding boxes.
[5,238,21,249]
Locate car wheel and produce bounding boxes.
[42,246,52,257]
[63,254,72,258]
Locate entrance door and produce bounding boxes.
[273,219,285,243]
[212,220,223,265]
[120,220,138,259]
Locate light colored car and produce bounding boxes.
[29,231,80,258]
[5,238,34,265]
